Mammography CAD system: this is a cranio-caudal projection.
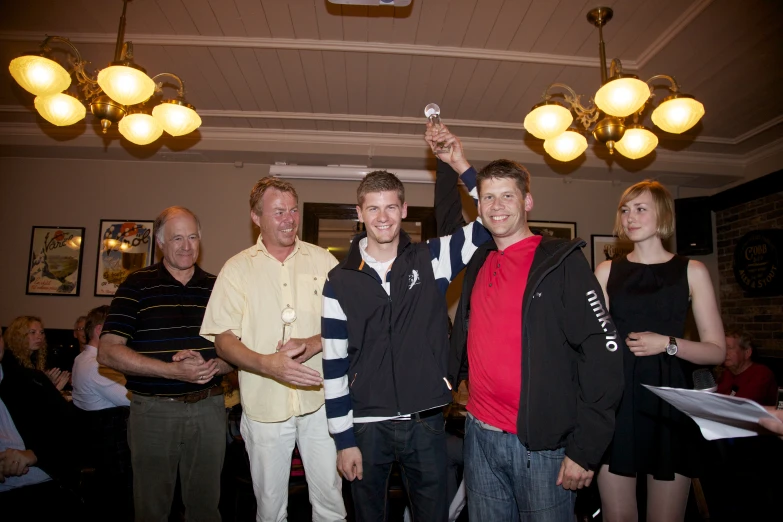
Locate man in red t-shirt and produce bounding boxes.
[444,147,624,521]
[717,328,778,405]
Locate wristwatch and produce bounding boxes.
[665,336,678,356]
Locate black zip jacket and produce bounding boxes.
[448,236,624,471]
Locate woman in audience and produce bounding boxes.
[0,318,79,501]
[594,181,725,522]
[3,316,69,390]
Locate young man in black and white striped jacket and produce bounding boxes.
[321,126,488,521]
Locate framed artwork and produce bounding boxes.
[591,234,634,269]
[26,226,86,296]
[528,220,577,240]
[95,219,155,296]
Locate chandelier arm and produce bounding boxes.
[151,73,187,98]
[40,35,84,64]
[645,74,681,93]
[544,83,601,131]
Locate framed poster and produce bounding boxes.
[528,220,577,240]
[95,220,155,296]
[26,226,86,296]
[591,234,634,270]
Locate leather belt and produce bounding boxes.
[158,386,223,404]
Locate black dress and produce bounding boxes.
[605,254,703,480]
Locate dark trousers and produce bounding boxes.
[351,411,448,522]
[128,393,226,522]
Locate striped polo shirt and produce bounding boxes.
[102,262,219,396]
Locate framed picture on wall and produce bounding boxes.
[591,234,634,270]
[528,220,577,240]
[26,226,86,296]
[95,219,155,297]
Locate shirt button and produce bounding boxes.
[283,283,287,287]
[493,272,497,276]
[489,283,493,287]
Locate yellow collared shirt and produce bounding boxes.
[200,235,338,422]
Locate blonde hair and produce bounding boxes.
[3,316,47,370]
[249,177,299,214]
[614,180,675,239]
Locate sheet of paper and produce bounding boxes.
[642,384,780,440]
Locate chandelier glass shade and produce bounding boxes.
[34,93,86,126]
[651,94,706,134]
[97,64,156,106]
[593,75,651,117]
[613,125,659,160]
[9,55,71,97]
[523,7,704,162]
[152,101,202,136]
[543,129,588,162]
[8,0,200,145]
[524,101,573,140]
[119,111,163,145]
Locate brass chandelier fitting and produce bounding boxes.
[8,0,201,145]
[523,7,705,162]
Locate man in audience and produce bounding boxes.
[201,178,347,521]
[73,305,133,519]
[445,136,623,519]
[321,127,488,521]
[99,206,233,522]
[74,316,87,352]
[717,327,778,405]
[72,305,130,411]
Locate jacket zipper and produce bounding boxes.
[388,295,402,415]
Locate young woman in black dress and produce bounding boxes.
[594,181,725,522]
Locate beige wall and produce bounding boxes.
[0,157,715,328]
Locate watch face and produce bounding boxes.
[666,343,678,355]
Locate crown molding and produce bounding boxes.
[0,121,764,175]
[2,105,780,148]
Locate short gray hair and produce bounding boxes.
[154,206,202,244]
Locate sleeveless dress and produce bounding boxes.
[605,254,703,480]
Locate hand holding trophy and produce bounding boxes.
[424,103,450,154]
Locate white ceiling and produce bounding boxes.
[1,0,782,189]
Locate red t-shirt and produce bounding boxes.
[716,363,778,406]
[466,235,542,433]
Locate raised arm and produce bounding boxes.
[427,122,471,237]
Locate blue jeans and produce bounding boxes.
[352,411,448,522]
[464,413,576,522]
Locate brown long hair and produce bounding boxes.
[3,316,47,370]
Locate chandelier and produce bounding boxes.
[8,0,201,146]
[523,7,705,162]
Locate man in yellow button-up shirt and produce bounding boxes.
[201,177,346,522]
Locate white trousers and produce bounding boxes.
[240,405,346,522]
